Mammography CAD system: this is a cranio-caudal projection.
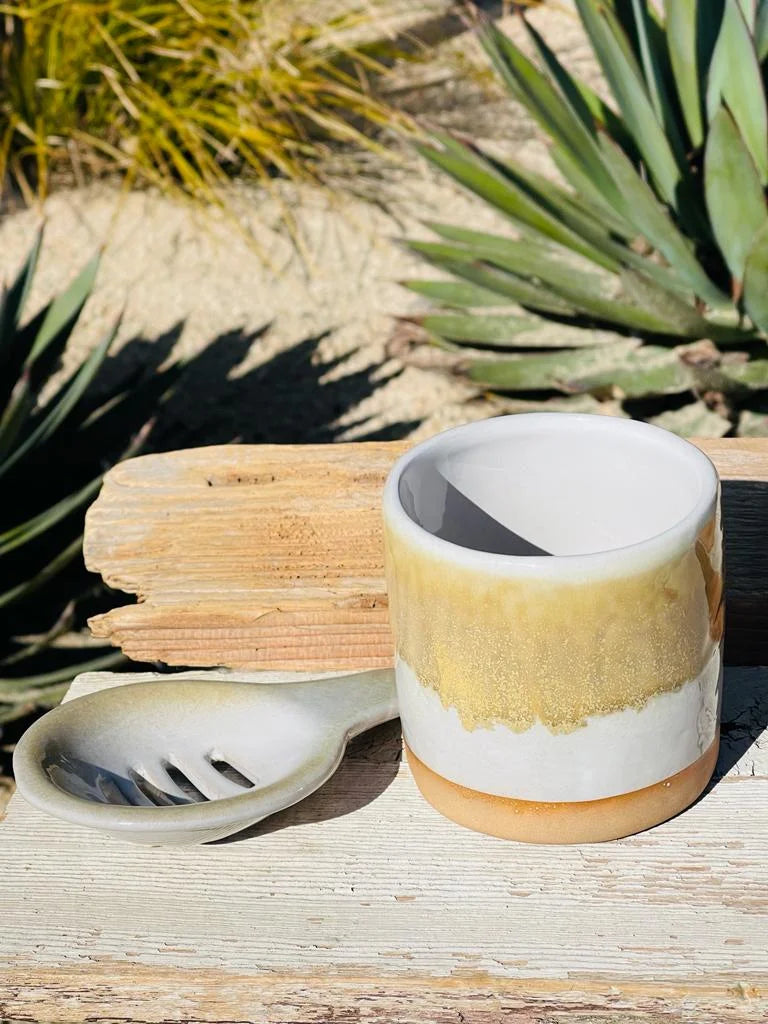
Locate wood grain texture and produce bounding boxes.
[84,438,768,669]
[1,666,767,1023]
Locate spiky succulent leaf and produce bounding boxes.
[407,0,768,434]
[665,0,705,146]
[704,106,768,285]
[743,220,768,331]
[0,233,167,722]
[707,0,768,183]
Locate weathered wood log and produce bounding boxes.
[84,438,768,668]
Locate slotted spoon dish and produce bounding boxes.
[13,669,398,844]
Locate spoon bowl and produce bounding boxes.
[13,669,398,844]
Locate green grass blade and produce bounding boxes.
[596,133,729,307]
[666,0,705,147]
[743,220,768,331]
[707,0,768,183]
[705,106,768,285]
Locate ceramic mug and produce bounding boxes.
[383,414,723,843]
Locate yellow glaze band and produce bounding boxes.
[385,517,723,735]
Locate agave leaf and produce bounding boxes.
[402,279,509,308]
[478,23,623,210]
[738,407,768,434]
[548,144,633,234]
[743,219,768,331]
[491,392,623,414]
[665,0,705,146]
[26,252,100,365]
[0,226,43,350]
[737,0,757,27]
[465,339,694,397]
[420,312,621,350]
[648,401,732,437]
[756,0,768,59]
[415,138,615,269]
[0,534,82,610]
[522,17,632,149]
[0,371,34,461]
[408,251,577,316]
[629,0,676,131]
[719,358,768,388]
[707,0,768,183]
[618,268,711,334]
[0,475,102,557]
[574,0,686,211]
[705,106,768,286]
[0,229,44,413]
[410,232,720,337]
[419,312,538,345]
[487,150,637,260]
[596,134,729,307]
[0,317,120,481]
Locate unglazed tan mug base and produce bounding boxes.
[405,735,720,845]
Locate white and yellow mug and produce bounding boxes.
[383,414,723,843]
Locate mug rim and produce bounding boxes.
[383,413,719,576]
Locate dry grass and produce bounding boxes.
[0,0,405,206]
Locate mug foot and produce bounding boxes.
[405,736,719,844]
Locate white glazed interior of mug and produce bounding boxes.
[383,414,723,843]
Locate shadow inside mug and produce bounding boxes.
[434,479,551,556]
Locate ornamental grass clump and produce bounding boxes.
[405,0,768,436]
[0,0,394,204]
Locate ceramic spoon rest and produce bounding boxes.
[13,670,398,844]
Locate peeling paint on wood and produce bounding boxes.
[1,666,767,1023]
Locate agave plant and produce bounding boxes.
[0,231,173,725]
[404,0,768,436]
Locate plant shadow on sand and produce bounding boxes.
[0,323,415,788]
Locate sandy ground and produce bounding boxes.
[0,4,594,448]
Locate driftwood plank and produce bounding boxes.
[85,438,768,669]
[1,667,767,1023]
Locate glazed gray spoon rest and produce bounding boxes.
[13,669,397,845]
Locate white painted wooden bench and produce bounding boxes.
[1,439,767,1023]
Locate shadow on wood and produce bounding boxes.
[211,718,403,844]
[722,478,768,666]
